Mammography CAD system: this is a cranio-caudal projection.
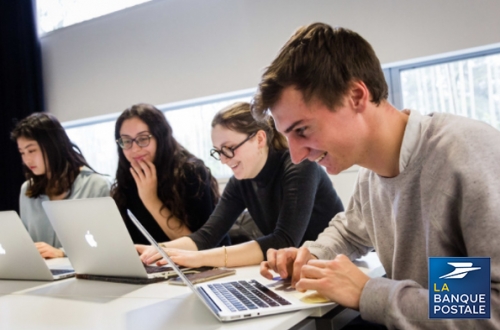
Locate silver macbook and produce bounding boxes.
[127,209,335,322]
[0,211,75,281]
[42,197,178,282]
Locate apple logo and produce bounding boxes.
[0,243,5,254]
[85,231,98,247]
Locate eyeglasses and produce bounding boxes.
[210,132,257,161]
[116,134,153,150]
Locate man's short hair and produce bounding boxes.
[252,23,388,119]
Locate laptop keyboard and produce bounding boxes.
[208,280,291,312]
[50,269,74,275]
[144,265,172,274]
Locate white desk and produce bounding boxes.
[0,252,384,330]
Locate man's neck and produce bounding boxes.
[359,102,409,178]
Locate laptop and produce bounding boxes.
[41,197,185,284]
[0,211,75,281]
[127,209,336,322]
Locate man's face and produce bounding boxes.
[271,86,365,175]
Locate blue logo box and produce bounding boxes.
[429,257,490,319]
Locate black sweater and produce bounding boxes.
[122,162,220,245]
[189,149,344,256]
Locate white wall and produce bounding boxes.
[41,0,500,122]
[40,0,500,208]
[329,168,359,209]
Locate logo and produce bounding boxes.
[439,262,481,279]
[429,257,490,319]
[85,231,98,247]
[0,243,5,254]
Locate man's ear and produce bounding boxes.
[349,80,369,112]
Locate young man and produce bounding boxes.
[252,23,500,329]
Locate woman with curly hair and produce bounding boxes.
[112,103,222,245]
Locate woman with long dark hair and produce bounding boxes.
[111,103,221,245]
[140,102,344,268]
[11,113,110,258]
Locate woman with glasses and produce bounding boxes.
[11,113,110,258]
[111,103,222,245]
[139,102,343,268]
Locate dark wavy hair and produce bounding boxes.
[10,113,92,198]
[212,102,288,151]
[111,103,220,229]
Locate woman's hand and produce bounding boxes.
[135,244,150,256]
[35,242,64,259]
[130,159,158,206]
[138,238,199,265]
[157,248,206,268]
[138,244,205,268]
[137,244,163,264]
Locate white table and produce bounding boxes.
[0,252,384,330]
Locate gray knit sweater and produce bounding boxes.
[304,110,500,329]
[19,167,111,248]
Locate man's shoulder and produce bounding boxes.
[421,113,500,185]
[428,112,497,138]
[423,113,499,155]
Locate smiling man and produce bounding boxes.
[252,23,500,329]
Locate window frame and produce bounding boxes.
[385,46,500,110]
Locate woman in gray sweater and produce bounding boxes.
[139,102,343,268]
[11,113,110,258]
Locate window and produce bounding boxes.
[36,0,152,35]
[63,90,253,179]
[388,48,500,130]
[65,46,500,182]
[65,118,118,178]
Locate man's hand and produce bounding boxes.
[296,254,370,310]
[35,242,64,259]
[260,246,315,287]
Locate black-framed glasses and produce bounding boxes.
[210,132,257,161]
[116,134,153,150]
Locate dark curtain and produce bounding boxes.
[0,0,45,211]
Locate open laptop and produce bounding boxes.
[0,211,75,281]
[127,209,336,322]
[41,197,184,284]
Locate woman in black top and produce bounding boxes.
[111,103,220,244]
[140,102,343,267]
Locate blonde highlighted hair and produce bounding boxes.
[212,102,288,151]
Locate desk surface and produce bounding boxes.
[0,252,384,330]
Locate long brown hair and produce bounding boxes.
[111,103,220,229]
[11,113,92,198]
[212,102,288,151]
